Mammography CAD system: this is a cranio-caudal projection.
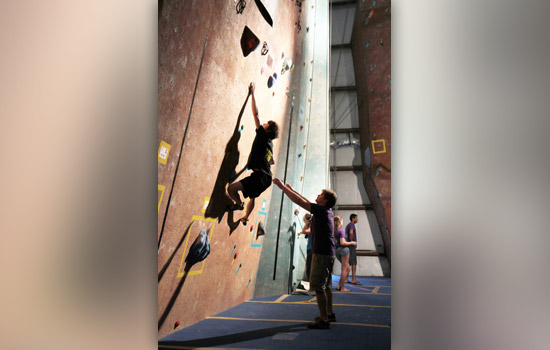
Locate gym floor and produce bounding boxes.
[159,275,391,349]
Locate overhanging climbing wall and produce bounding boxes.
[158,0,305,338]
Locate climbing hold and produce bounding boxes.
[250,225,254,232]
[256,221,266,239]
[236,263,242,275]
[247,278,251,288]
[261,41,269,55]
[300,125,303,131]
[240,26,260,57]
[306,26,309,32]
[236,0,246,14]
[308,98,311,102]
[370,64,376,71]
[281,58,293,75]
[294,209,300,216]
[173,321,180,330]
[368,9,374,19]
[298,153,302,157]
[185,229,210,267]
[254,0,279,27]
[267,76,274,88]
[272,92,275,96]
[379,38,384,46]
[230,244,236,257]
[366,40,370,48]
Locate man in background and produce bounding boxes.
[345,214,362,285]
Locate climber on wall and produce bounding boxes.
[225,82,279,225]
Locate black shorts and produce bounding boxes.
[240,171,272,198]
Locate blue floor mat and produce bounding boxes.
[159,276,391,349]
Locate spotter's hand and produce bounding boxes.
[272,178,283,189]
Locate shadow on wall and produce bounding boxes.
[158,223,212,330]
[158,270,189,330]
[158,221,193,282]
[204,91,251,229]
[287,222,297,294]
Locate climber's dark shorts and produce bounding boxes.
[240,171,272,199]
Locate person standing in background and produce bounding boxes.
[345,214,362,285]
[334,216,356,291]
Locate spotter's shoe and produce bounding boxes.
[308,318,330,329]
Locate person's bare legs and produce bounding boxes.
[339,255,350,291]
[351,264,358,283]
[226,182,243,207]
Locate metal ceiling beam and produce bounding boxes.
[331,86,356,92]
[330,128,360,133]
[331,166,362,171]
[331,0,357,7]
[357,250,382,257]
[331,43,351,50]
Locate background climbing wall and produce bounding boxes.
[158,0,307,338]
[351,0,392,263]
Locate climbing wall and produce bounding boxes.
[158,0,304,338]
[351,0,392,262]
[253,0,332,299]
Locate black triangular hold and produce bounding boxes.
[254,0,275,27]
[185,230,210,267]
[240,26,260,57]
[256,221,265,239]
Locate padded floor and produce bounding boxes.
[159,275,391,349]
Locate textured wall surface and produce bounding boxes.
[157,0,306,338]
[351,0,392,262]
